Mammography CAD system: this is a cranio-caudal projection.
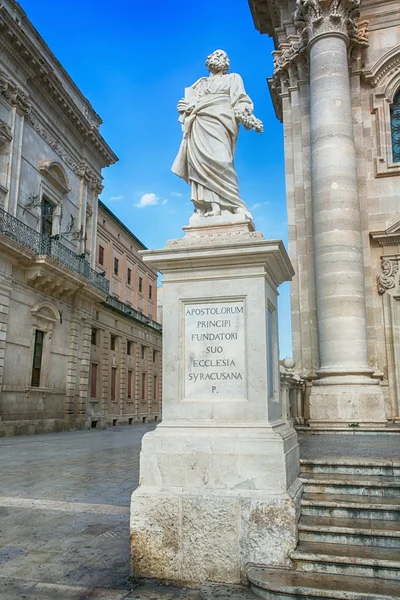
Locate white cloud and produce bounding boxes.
[251,201,271,210]
[162,199,168,204]
[109,194,124,201]
[136,193,159,208]
[170,191,183,197]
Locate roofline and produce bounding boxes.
[0,2,118,166]
[98,200,148,251]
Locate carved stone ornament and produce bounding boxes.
[294,0,367,46]
[377,258,399,295]
[0,119,12,150]
[0,69,32,115]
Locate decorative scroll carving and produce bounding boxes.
[377,259,399,295]
[0,69,32,115]
[294,0,364,45]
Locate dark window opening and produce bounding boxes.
[149,285,152,300]
[392,89,400,163]
[90,363,98,398]
[98,245,104,265]
[91,328,98,346]
[127,268,132,285]
[139,276,143,293]
[128,370,133,399]
[141,371,146,400]
[110,335,116,351]
[114,257,119,276]
[111,367,117,401]
[31,330,44,387]
[41,198,54,237]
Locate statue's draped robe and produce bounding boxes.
[172,73,253,214]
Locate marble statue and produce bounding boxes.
[172,49,263,219]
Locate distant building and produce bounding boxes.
[88,202,162,428]
[0,0,117,435]
[0,1,162,436]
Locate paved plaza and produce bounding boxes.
[0,425,200,599]
[0,426,399,599]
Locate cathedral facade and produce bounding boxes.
[249,0,400,427]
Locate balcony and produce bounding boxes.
[0,207,109,296]
[105,295,162,333]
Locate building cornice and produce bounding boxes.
[0,4,118,167]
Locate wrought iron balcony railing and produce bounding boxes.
[0,207,109,295]
[105,295,162,332]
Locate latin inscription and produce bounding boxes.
[184,301,246,398]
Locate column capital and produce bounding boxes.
[294,0,367,47]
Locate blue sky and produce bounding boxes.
[19,0,293,358]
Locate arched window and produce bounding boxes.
[392,89,400,163]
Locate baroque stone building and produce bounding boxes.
[0,1,162,435]
[249,0,400,428]
[0,0,117,435]
[88,201,162,428]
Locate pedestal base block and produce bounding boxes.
[130,424,301,585]
[131,487,301,586]
[309,384,387,428]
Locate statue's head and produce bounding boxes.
[205,50,230,74]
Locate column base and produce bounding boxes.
[309,383,387,428]
[130,423,302,585]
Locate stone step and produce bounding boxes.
[299,515,400,548]
[300,458,400,477]
[246,566,400,600]
[290,541,400,579]
[302,493,400,521]
[300,472,400,497]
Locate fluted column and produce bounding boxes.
[295,0,386,425]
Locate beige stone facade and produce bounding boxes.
[88,203,162,428]
[0,1,162,435]
[249,0,400,426]
[0,0,117,436]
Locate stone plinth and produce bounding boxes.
[130,222,301,585]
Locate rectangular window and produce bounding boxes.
[141,345,146,360]
[139,276,143,293]
[153,375,157,401]
[153,349,157,363]
[127,268,132,285]
[149,285,152,300]
[98,245,104,265]
[91,328,98,346]
[111,367,117,402]
[127,370,133,399]
[31,330,44,387]
[127,340,134,356]
[114,257,119,276]
[41,198,54,237]
[110,335,116,351]
[141,371,146,400]
[90,363,98,398]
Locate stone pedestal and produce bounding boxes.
[130,222,301,585]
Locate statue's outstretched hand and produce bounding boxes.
[234,107,264,133]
